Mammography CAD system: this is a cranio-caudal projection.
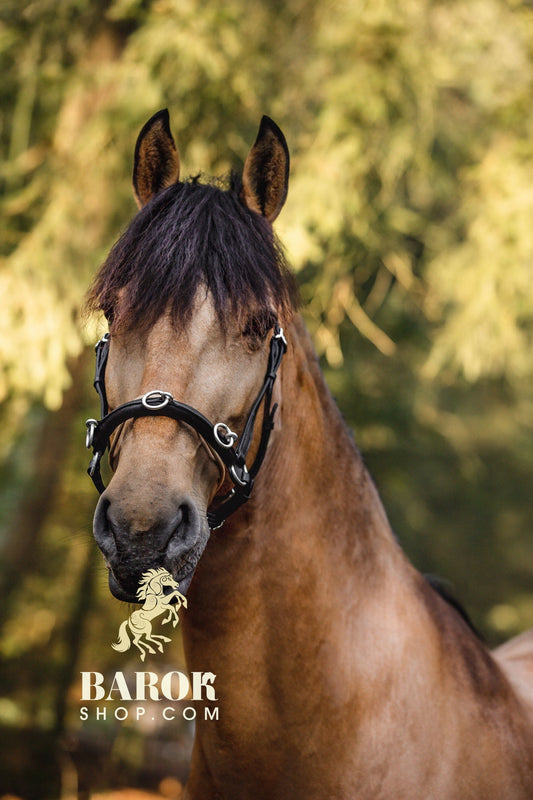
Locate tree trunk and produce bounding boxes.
[0,350,90,631]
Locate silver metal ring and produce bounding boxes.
[85,419,98,449]
[141,390,173,410]
[213,422,238,449]
[229,464,249,487]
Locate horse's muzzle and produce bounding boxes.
[93,493,209,602]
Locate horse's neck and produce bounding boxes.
[184,315,417,671]
[182,316,533,798]
[256,315,402,578]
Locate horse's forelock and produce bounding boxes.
[86,175,298,334]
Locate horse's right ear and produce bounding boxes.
[133,109,180,208]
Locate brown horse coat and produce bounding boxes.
[88,111,533,800]
[182,316,533,800]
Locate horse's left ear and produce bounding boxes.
[133,109,180,208]
[241,116,289,223]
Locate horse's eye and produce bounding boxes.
[242,312,277,340]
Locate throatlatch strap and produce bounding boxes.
[235,331,285,464]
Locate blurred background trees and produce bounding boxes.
[1,0,533,796]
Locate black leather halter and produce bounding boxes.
[85,325,287,529]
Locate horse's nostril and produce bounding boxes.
[166,499,201,560]
[168,501,194,545]
[177,501,189,529]
[93,495,117,560]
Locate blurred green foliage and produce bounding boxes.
[1,0,533,795]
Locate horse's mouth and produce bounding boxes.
[106,548,202,604]
[94,492,211,603]
[108,572,139,603]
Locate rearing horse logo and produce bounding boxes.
[112,568,187,661]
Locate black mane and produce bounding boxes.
[87,174,297,332]
[425,574,484,641]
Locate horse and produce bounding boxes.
[112,567,187,661]
[85,108,533,798]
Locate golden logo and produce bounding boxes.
[112,568,187,661]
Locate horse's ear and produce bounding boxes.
[133,109,180,208]
[241,116,289,223]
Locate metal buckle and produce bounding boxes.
[88,451,101,477]
[85,418,98,449]
[95,332,110,351]
[213,422,238,449]
[229,464,249,487]
[274,326,287,347]
[141,390,173,410]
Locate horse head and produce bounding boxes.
[88,110,296,602]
